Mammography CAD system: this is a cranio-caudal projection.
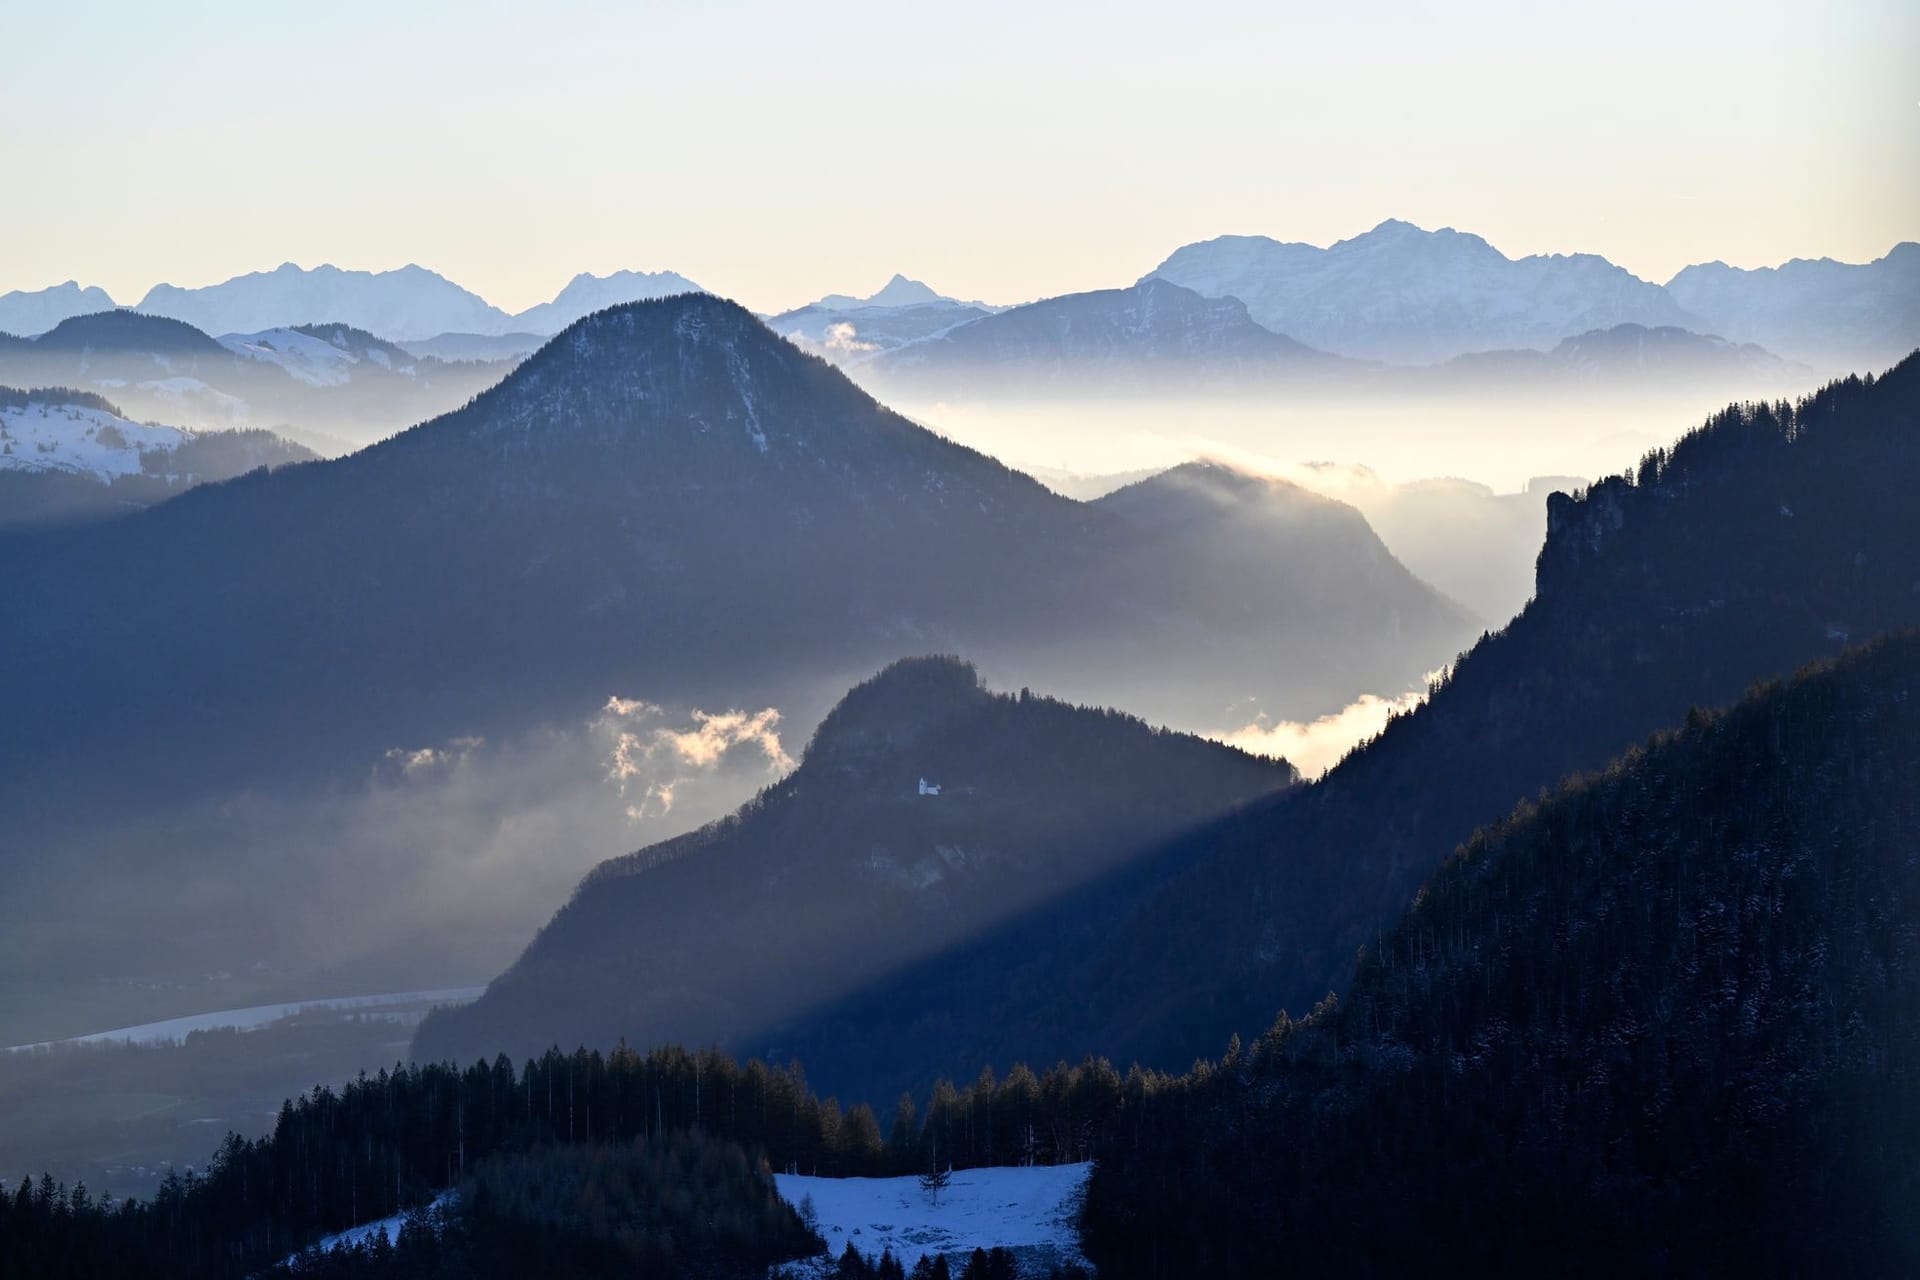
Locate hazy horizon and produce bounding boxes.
[5,0,1915,315]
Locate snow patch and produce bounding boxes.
[773,1163,1090,1271]
[220,328,364,386]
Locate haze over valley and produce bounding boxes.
[3,2,1916,1275]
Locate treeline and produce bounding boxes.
[0,1040,1141,1278]
[282,1130,818,1279]
[1078,636,1920,1276]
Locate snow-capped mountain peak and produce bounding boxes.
[137,262,514,342]
[1147,218,1699,364]
[509,269,708,336]
[808,274,993,313]
[0,281,122,337]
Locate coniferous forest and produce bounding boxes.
[1079,636,1920,1276]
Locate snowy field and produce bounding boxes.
[286,1192,457,1263]
[5,987,485,1052]
[0,401,188,478]
[773,1163,1091,1273]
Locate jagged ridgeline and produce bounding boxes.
[414,656,1292,1068]
[1080,635,1920,1276]
[759,355,1920,1100]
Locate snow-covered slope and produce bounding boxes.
[1147,219,1700,364]
[0,394,190,479]
[220,327,372,386]
[773,1163,1091,1272]
[1665,241,1919,372]
[0,281,120,337]
[512,269,706,334]
[219,324,423,386]
[138,262,515,341]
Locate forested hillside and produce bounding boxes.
[1080,635,1920,1275]
[0,1040,1135,1279]
[415,657,1291,1068]
[765,356,1920,1100]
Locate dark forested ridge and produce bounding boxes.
[0,1039,1132,1279]
[414,656,1292,1074]
[1080,635,1920,1275]
[764,355,1920,1098]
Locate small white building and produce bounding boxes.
[918,777,942,796]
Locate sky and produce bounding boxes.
[3,0,1915,315]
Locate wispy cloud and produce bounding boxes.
[1217,685,1428,779]
[598,697,793,818]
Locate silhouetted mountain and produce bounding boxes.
[137,262,514,341]
[0,282,121,337]
[37,309,227,355]
[0,295,1465,1010]
[1148,220,1697,363]
[860,277,1341,397]
[0,310,517,451]
[1090,461,1479,631]
[1442,321,1805,387]
[1666,241,1919,372]
[512,270,707,334]
[757,356,1920,1104]
[414,656,1293,1066]
[1082,635,1920,1276]
[807,273,995,312]
[397,332,547,363]
[0,386,312,529]
[765,300,992,366]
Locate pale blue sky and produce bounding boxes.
[3,0,1915,313]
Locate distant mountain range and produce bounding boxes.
[857,277,1343,396]
[1667,241,1920,372]
[0,311,518,452]
[764,276,993,365]
[1144,220,1913,371]
[1438,321,1808,386]
[0,265,709,344]
[1146,219,1698,364]
[807,273,998,313]
[4,225,1908,373]
[0,282,118,338]
[0,294,1472,1007]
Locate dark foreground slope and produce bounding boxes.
[763,356,1920,1102]
[1083,635,1920,1276]
[416,657,1292,1065]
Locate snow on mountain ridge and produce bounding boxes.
[510,268,708,334]
[139,262,514,342]
[1147,218,1703,364]
[0,281,121,337]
